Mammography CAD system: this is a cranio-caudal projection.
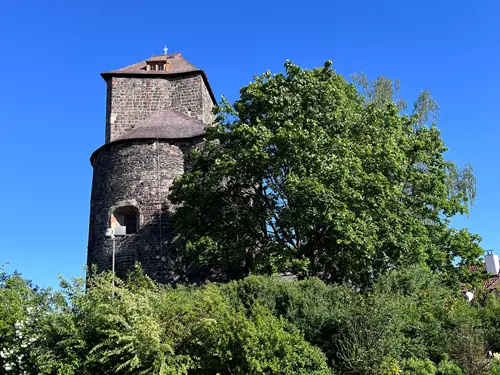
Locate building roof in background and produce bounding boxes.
[469,260,500,291]
[484,276,500,290]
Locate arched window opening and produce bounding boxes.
[111,206,139,234]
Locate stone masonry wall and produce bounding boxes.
[105,74,214,142]
[87,139,201,283]
[201,79,216,125]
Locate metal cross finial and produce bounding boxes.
[163,45,168,55]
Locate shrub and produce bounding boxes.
[436,359,464,375]
[1,265,492,375]
[402,357,436,375]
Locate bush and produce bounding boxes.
[436,359,464,375]
[491,354,500,375]
[480,293,500,353]
[1,265,493,375]
[402,357,436,375]
[28,271,332,375]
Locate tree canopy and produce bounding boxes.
[170,60,482,287]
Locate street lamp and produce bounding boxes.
[105,226,126,289]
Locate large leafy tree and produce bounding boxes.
[170,61,482,287]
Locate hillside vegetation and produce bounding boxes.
[1,266,500,375]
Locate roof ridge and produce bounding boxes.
[104,53,199,75]
[149,53,181,58]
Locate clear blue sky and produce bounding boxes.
[1,0,498,288]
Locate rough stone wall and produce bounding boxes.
[201,79,216,125]
[87,139,201,283]
[105,74,213,142]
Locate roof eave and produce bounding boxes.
[100,70,217,104]
[90,134,206,167]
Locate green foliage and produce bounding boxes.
[0,265,53,374]
[449,325,489,375]
[491,355,500,375]
[378,356,402,375]
[2,268,331,375]
[479,293,500,353]
[222,266,483,375]
[184,302,331,375]
[351,72,407,112]
[402,357,436,375]
[437,359,464,375]
[3,265,498,375]
[170,60,482,288]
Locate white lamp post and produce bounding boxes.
[105,226,126,289]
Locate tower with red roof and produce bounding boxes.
[87,51,215,283]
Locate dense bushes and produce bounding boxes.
[1,265,499,375]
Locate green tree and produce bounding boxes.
[170,60,482,287]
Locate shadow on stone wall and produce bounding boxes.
[110,206,183,284]
[91,204,238,286]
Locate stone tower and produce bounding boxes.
[87,52,215,283]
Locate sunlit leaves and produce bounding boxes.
[171,60,481,288]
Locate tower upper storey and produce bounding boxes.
[101,53,216,143]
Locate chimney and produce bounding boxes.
[485,250,500,275]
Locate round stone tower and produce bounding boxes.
[87,52,215,283]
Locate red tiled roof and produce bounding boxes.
[470,264,487,273]
[485,276,500,290]
[469,261,500,291]
[105,53,199,75]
